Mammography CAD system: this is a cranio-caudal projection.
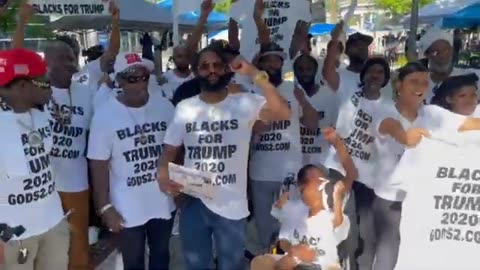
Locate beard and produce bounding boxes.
[298,77,315,91]
[429,60,452,74]
[199,72,234,92]
[264,69,283,86]
[176,65,190,73]
[349,55,366,66]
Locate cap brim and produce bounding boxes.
[348,35,374,46]
[260,51,287,60]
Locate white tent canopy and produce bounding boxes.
[46,0,225,31]
[403,0,480,26]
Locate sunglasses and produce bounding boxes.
[121,74,150,84]
[198,62,225,72]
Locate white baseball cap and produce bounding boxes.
[418,27,453,56]
[113,52,154,78]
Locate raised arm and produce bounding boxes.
[322,21,344,91]
[12,3,34,49]
[228,18,240,51]
[289,20,310,59]
[185,0,214,56]
[253,0,271,47]
[323,127,357,190]
[230,56,291,121]
[295,86,319,131]
[99,1,120,73]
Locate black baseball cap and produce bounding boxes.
[346,32,374,48]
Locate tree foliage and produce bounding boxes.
[375,0,434,15]
[0,0,53,38]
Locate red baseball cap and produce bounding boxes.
[0,48,47,87]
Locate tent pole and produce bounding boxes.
[407,0,419,61]
[172,0,180,46]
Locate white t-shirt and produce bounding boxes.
[48,83,95,192]
[73,59,104,91]
[87,95,176,227]
[325,87,393,188]
[272,200,349,267]
[392,137,480,270]
[249,81,303,182]
[300,84,336,166]
[160,70,195,100]
[164,93,266,220]
[0,109,64,240]
[373,105,466,201]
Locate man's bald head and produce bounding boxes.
[172,45,190,73]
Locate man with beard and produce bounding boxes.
[248,43,318,254]
[160,46,196,99]
[171,40,242,106]
[0,48,69,270]
[418,27,480,104]
[158,47,290,270]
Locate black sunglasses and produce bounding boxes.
[121,74,150,84]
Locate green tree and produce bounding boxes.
[375,0,434,15]
[0,0,53,38]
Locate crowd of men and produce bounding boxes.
[1,0,480,270]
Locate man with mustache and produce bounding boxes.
[418,27,480,104]
[158,46,291,270]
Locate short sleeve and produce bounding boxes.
[87,107,113,160]
[334,214,350,244]
[251,94,267,121]
[163,106,186,147]
[423,105,467,133]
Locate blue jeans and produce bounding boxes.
[119,216,174,270]
[179,197,247,270]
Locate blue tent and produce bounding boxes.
[156,0,229,24]
[442,2,480,28]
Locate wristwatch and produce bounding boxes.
[253,71,269,85]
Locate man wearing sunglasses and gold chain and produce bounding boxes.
[0,48,70,270]
[88,52,176,270]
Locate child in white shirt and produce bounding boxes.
[250,128,357,270]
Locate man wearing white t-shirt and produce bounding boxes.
[158,47,291,270]
[418,27,480,104]
[44,40,96,270]
[293,53,336,167]
[159,47,196,100]
[249,44,319,253]
[88,52,175,270]
[0,48,68,270]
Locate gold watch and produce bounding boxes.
[253,71,269,85]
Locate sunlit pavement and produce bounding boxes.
[95,219,260,270]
